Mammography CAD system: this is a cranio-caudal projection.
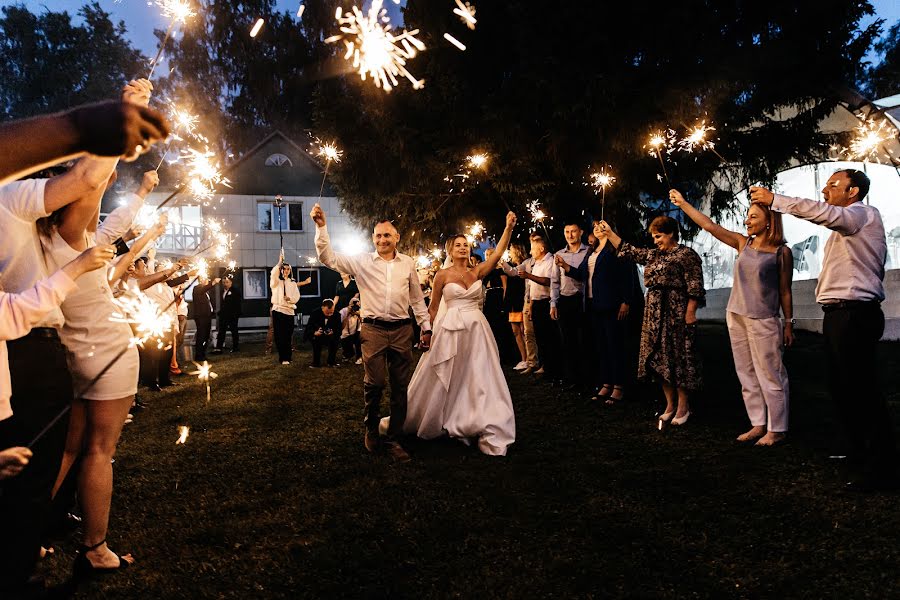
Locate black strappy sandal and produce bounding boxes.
[73,539,132,580]
[604,386,625,405]
[591,385,612,402]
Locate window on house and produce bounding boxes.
[265,153,293,167]
[257,201,304,232]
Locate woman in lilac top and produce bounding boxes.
[670,189,793,446]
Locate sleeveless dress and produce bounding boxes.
[385,280,516,456]
[44,231,139,400]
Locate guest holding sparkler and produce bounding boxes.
[517,232,562,386]
[597,218,705,425]
[214,276,241,353]
[39,166,162,578]
[558,221,637,404]
[751,172,897,491]
[551,218,590,390]
[271,250,301,365]
[670,190,792,445]
[192,272,221,362]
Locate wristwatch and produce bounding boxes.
[785,318,796,325]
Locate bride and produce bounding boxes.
[382,212,518,456]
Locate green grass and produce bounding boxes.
[39,324,900,599]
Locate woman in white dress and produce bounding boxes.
[39,168,159,575]
[385,212,518,456]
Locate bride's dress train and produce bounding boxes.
[382,280,516,456]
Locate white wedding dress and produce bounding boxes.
[383,280,516,456]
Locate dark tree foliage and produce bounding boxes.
[0,2,146,119]
[312,0,882,248]
[866,19,900,99]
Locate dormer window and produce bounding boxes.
[265,153,293,167]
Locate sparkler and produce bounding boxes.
[844,116,897,163]
[679,120,728,163]
[444,33,467,51]
[176,425,190,445]
[467,153,488,169]
[528,200,554,251]
[314,139,343,202]
[453,0,477,30]
[325,0,426,92]
[156,104,201,170]
[148,1,197,80]
[189,361,217,403]
[156,147,231,211]
[645,129,676,187]
[589,168,616,221]
[111,291,175,350]
[416,255,432,269]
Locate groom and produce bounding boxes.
[311,204,432,462]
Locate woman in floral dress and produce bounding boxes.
[598,216,705,426]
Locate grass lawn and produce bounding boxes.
[39,323,900,599]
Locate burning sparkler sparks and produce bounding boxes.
[589,168,616,220]
[528,200,547,223]
[148,1,197,79]
[325,0,426,92]
[645,129,676,187]
[679,120,728,162]
[467,153,488,169]
[250,18,265,38]
[176,425,190,444]
[190,360,218,403]
[111,292,175,349]
[416,255,432,269]
[316,140,344,164]
[845,116,897,163]
[453,0,477,30]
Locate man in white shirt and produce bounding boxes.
[311,204,431,461]
[517,232,563,385]
[752,169,897,491]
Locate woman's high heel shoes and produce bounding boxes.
[73,539,132,580]
[658,410,675,423]
[671,411,691,426]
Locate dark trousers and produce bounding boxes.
[342,332,362,359]
[360,323,413,438]
[590,307,627,387]
[531,298,562,381]
[0,332,73,591]
[194,315,212,361]
[822,304,897,478]
[557,293,585,384]
[141,333,173,386]
[216,315,240,350]
[272,311,294,362]
[312,335,339,367]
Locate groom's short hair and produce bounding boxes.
[373,219,398,234]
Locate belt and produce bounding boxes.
[25,327,60,340]
[362,317,412,329]
[821,299,881,313]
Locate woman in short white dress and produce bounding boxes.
[39,169,158,574]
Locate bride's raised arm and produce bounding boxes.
[476,211,517,280]
[428,270,447,325]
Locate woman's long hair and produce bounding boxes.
[750,202,786,246]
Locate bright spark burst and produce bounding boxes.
[528,200,547,223]
[316,140,344,164]
[430,247,443,260]
[169,105,200,139]
[645,128,677,158]
[846,117,896,163]
[111,292,174,349]
[467,153,488,169]
[305,256,318,266]
[590,170,616,191]
[189,360,218,403]
[325,0,426,92]
[176,425,190,444]
[416,255,431,269]
[501,249,510,262]
[227,260,237,271]
[155,0,196,24]
[679,121,717,153]
[453,0,477,30]
[466,222,485,238]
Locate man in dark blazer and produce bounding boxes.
[192,274,220,361]
[214,276,242,353]
[303,299,342,367]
